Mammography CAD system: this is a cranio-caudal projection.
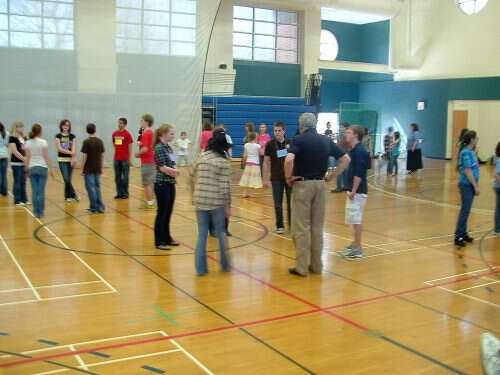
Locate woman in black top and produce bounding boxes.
[55,119,78,202]
[8,121,28,205]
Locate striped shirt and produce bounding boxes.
[191,150,231,210]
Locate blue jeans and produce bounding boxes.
[387,154,399,175]
[195,207,230,275]
[0,158,7,195]
[29,166,48,217]
[271,180,291,229]
[84,174,105,212]
[58,162,76,199]
[113,160,130,197]
[495,187,500,234]
[11,165,27,204]
[455,184,475,239]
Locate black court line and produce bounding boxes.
[0,350,97,375]
[32,213,268,257]
[142,364,165,374]
[36,198,315,375]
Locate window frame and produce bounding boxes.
[116,0,197,56]
[0,0,75,50]
[232,5,299,64]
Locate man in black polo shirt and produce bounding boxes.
[263,122,292,234]
[284,113,350,277]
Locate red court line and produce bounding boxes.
[2,268,497,369]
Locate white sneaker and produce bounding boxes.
[480,333,500,375]
[24,201,31,206]
[15,202,25,207]
[275,228,285,234]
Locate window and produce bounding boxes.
[0,0,74,49]
[116,0,196,56]
[456,0,489,15]
[233,6,298,64]
[320,29,338,61]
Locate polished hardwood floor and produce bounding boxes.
[0,158,498,374]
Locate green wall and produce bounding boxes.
[233,60,301,97]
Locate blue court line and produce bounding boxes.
[88,351,111,358]
[38,339,59,346]
[380,336,467,375]
[0,332,8,336]
[141,365,166,374]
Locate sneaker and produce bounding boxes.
[225,231,232,237]
[114,195,121,200]
[342,248,363,259]
[275,228,285,234]
[480,333,500,375]
[454,237,466,247]
[85,208,97,214]
[156,244,171,250]
[15,202,25,207]
[74,194,80,202]
[463,234,474,243]
[141,203,155,210]
[288,268,307,277]
[65,198,75,202]
[24,201,31,206]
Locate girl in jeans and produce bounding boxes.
[25,124,53,218]
[454,130,480,247]
[0,122,9,196]
[191,128,232,275]
[55,119,78,202]
[8,121,28,206]
[388,131,401,176]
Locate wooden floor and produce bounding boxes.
[0,158,498,375]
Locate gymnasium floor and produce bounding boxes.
[0,158,498,374]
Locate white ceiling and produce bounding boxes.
[321,7,392,24]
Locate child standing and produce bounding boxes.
[0,122,8,196]
[239,132,262,198]
[494,142,500,236]
[388,131,401,176]
[25,124,53,218]
[454,130,480,247]
[81,123,105,214]
[135,114,156,209]
[8,121,28,206]
[55,119,78,202]
[175,131,192,167]
[112,117,133,199]
[342,125,370,259]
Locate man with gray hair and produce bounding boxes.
[284,113,350,276]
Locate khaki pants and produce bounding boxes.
[291,180,326,275]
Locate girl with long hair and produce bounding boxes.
[55,119,78,202]
[0,122,8,196]
[8,121,28,205]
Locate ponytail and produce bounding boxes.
[457,130,477,170]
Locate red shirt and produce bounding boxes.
[200,130,213,151]
[112,129,133,161]
[139,128,154,164]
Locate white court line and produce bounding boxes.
[160,331,215,375]
[0,233,41,300]
[0,291,116,307]
[34,349,182,375]
[435,286,500,309]
[69,344,88,371]
[22,207,117,294]
[0,331,167,359]
[368,182,493,215]
[0,281,103,294]
[424,267,499,284]
[455,281,500,293]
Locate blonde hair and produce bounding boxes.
[11,121,24,135]
[155,123,174,144]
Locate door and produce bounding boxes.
[452,110,468,161]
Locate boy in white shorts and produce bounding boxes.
[175,131,191,166]
[342,125,370,259]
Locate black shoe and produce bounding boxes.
[114,195,121,199]
[308,266,321,274]
[454,238,466,247]
[463,234,474,243]
[166,240,180,246]
[225,231,232,237]
[288,268,306,277]
[121,195,129,199]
